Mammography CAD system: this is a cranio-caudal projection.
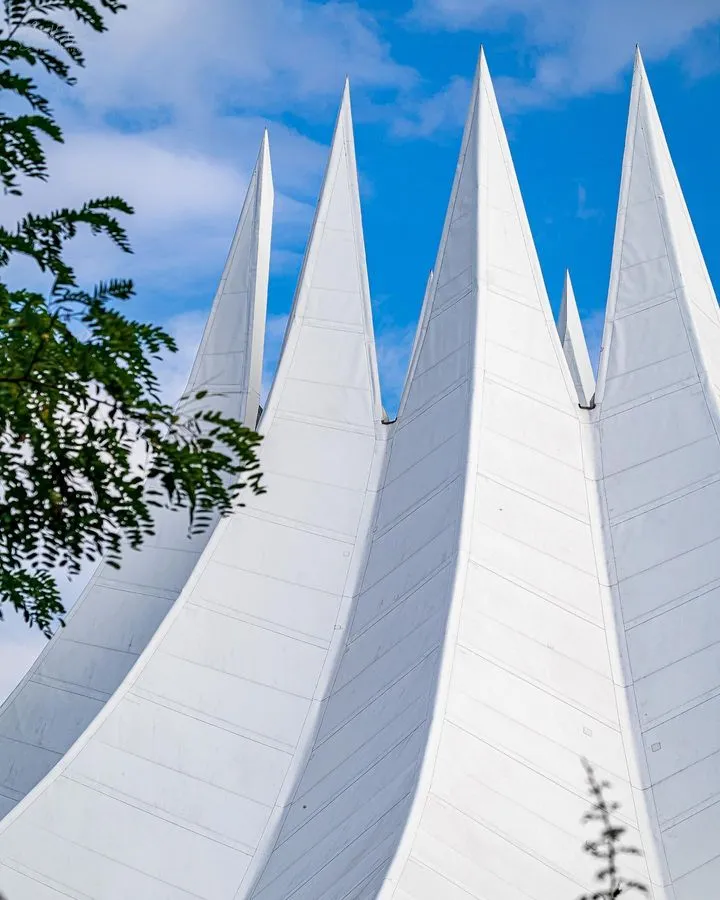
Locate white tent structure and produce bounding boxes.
[0,47,719,900]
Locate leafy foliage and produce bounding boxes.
[0,0,264,636]
[578,759,649,899]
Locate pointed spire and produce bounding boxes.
[634,44,644,70]
[401,45,576,420]
[397,47,482,421]
[183,130,273,427]
[262,79,382,430]
[558,271,595,407]
[474,46,578,413]
[595,43,720,411]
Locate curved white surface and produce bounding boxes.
[0,49,719,900]
[558,270,596,407]
[0,84,386,900]
[592,49,720,900]
[247,60,485,898]
[0,135,273,821]
[379,53,648,900]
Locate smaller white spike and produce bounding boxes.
[261,77,382,428]
[558,270,595,407]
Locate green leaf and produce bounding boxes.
[0,0,264,636]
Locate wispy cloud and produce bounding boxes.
[0,125,317,297]
[75,0,417,122]
[576,184,602,221]
[393,76,472,137]
[410,0,720,110]
[3,0,420,300]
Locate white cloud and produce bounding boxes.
[410,0,720,109]
[2,127,317,295]
[271,248,304,276]
[51,133,244,224]
[74,0,416,119]
[393,75,472,137]
[2,0,422,302]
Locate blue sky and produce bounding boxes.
[1,0,719,694]
[8,0,720,413]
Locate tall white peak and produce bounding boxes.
[591,47,720,899]
[597,46,720,412]
[0,83,387,900]
[0,133,273,822]
[558,270,595,406]
[261,77,382,429]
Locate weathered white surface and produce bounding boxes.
[559,270,596,406]
[0,135,273,821]
[1,49,719,900]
